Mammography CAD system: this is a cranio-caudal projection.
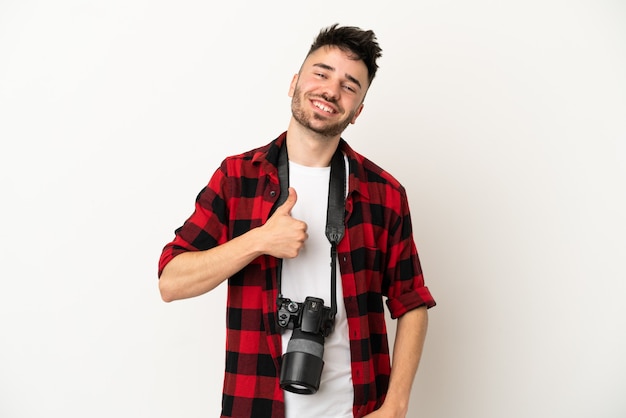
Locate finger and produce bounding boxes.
[276,187,297,215]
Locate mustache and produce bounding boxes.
[314,93,338,105]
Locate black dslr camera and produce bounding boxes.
[277,296,335,394]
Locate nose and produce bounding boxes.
[321,81,341,103]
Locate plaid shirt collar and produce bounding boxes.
[251,131,372,203]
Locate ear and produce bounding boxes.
[350,103,365,125]
[288,73,298,97]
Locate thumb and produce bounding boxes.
[276,187,297,215]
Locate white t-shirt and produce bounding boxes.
[280,160,353,418]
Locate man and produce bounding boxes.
[158,24,436,418]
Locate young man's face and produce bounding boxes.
[289,46,370,138]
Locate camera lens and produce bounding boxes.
[279,329,325,394]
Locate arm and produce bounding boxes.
[365,305,429,418]
[159,188,306,302]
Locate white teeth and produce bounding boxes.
[314,101,334,113]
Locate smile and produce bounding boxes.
[312,100,337,114]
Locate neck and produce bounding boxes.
[286,117,341,167]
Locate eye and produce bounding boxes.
[342,84,356,93]
[315,72,327,79]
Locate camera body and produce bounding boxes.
[277,296,334,337]
[277,296,335,394]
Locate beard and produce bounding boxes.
[291,85,357,138]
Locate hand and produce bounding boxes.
[260,187,308,259]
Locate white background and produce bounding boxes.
[1,1,625,417]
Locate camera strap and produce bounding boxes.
[275,141,346,322]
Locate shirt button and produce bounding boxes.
[270,190,276,197]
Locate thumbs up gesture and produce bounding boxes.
[260,187,308,259]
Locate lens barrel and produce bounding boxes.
[280,329,325,394]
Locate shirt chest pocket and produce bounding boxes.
[349,246,385,291]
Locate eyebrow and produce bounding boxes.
[312,63,362,90]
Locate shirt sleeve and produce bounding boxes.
[158,164,229,277]
[384,188,436,318]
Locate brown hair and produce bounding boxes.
[307,23,383,85]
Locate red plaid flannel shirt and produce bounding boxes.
[158,132,436,418]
